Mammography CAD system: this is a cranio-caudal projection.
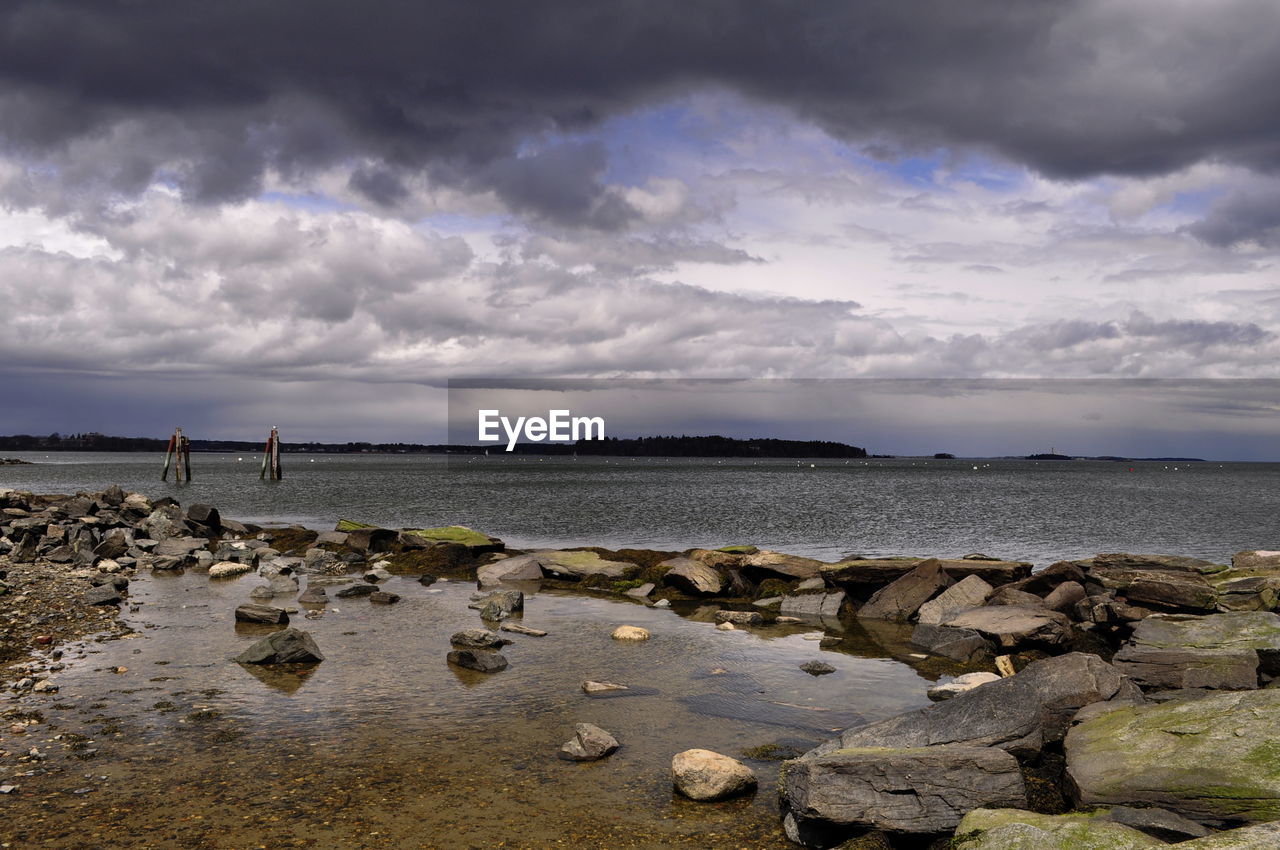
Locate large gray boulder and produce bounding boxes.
[811,653,1138,759]
[1066,689,1280,826]
[916,574,993,625]
[661,557,724,596]
[234,628,324,664]
[783,746,1026,836]
[856,558,953,622]
[1113,612,1280,690]
[476,553,545,587]
[941,604,1074,648]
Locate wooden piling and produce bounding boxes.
[260,427,283,481]
[161,427,191,482]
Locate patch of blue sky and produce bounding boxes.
[259,190,355,214]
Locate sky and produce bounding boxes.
[1,2,1279,454]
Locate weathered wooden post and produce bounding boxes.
[259,427,283,481]
[161,427,192,481]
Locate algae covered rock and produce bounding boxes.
[953,809,1162,849]
[1065,689,1280,825]
[1113,611,1280,690]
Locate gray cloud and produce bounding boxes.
[1189,189,1280,247]
[3,1,1280,225]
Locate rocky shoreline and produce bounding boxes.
[2,485,1279,847]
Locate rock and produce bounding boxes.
[363,567,392,582]
[583,680,629,693]
[1066,689,1280,825]
[916,575,994,625]
[234,604,289,624]
[715,621,735,631]
[476,554,545,587]
[1214,575,1280,612]
[1232,550,1280,574]
[653,599,670,608]
[185,503,221,530]
[314,531,348,546]
[535,550,632,581]
[661,557,725,595]
[624,582,655,599]
[779,591,846,621]
[823,557,1031,590]
[1003,561,1089,596]
[857,558,954,622]
[209,561,255,579]
[344,527,397,554]
[500,622,547,637]
[1106,805,1211,842]
[816,653,1138,758]
[987,587,1047,607]
[234,628,324,664]
[154,537,208,559]
[446,649,508,673]
[941,605,1074,648]
[671,749,757,801]
[398,525,503,552]
[1044,580,1087,613]
[1176,822,1280,847]
[1081,553,1226,574]
[369,591,400,604]
[303,548,345,575]
[557,723,620,761]
[1113,612,1280,690]
[335,583,378,598]
[476,590,524,621]
[297,586,327,604]
[83,585,122,606]
[92,531,130,561]
[450,629,507,649]
[611,625,650,641]
[740,551,825,582]
[141,506,189,541]
[927,671,1001,701]
[417,574,436,586]
[783,746,1026,836]
[911,623,992,661]
[953,809,1162,849]
[714,610,763,626]
[800,661,836,676]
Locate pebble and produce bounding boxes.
[715,622,736,631]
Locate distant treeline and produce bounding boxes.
[0,432,869,459]
[549,435,869,458]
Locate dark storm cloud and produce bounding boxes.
[4,1,1280,223]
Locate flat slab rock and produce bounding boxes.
[809,652,1138,759]
[661,556,724,595]
[783,745,1026,835]
[1114,611,1280,690]
[822,557,1031,588]
[1066,689,1280,826]
[941,604,1073,647]
[856,558,953,622]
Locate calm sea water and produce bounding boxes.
[3,452,1277,564]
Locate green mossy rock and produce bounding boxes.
[404,525,503,551]
[954,809,1162,849]
[335,519,377,532]
[1065,689,1280,826]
